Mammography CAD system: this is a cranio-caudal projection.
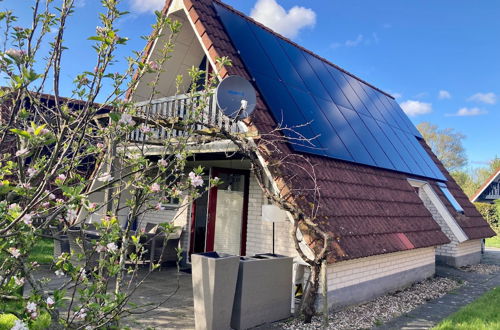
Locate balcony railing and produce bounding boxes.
[129,93,241,143]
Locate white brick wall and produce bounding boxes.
[326,247,435,290]
[244,173,298,258]
[455,239,481,257]
[418,189,481,259]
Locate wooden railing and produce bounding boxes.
[129,93,240,143]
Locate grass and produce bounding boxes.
[485,235,500,249]
[28,237,54,264]
[433,287,500,330]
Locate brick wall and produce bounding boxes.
[419,190,460,257]
[244,173,298,258]
[326,247,435,291]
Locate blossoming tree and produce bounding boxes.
[0,0,218,328]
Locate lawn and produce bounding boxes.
[485,235,500,249]
[433,286,500,330]
[28,237,54,264]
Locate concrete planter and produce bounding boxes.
[191,252,239,330]
[231,254,293,330]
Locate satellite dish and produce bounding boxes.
[215,75,257,120]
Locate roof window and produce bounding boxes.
[437,182,464,213]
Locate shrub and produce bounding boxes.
[474,202,499,228]
[0,313,18,330]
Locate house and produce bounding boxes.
[471,168,500,204]
[88,0,495,310]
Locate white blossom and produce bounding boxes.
[15,148,29,157]
[150,183,161,193]
[155,202,164,211]
[26,301,37,313]
[55,270,65,277]
[188,172,204,187]
[8,247,21,258]
[66,209,78,222]
[13,276,24,286]
[46,296,55,306]
[22,213,33,225]
[158,159,168,167]
[56,174,66,181]
[118,113,135,126]
[75,308,87,320]
[27,167,38,177]
[97,172,113,182]
[11,319,28,330]
[106,242,118,252]
[139,124,151,133]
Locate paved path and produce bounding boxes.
[375,248,500,330]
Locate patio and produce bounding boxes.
[26,265,195,329]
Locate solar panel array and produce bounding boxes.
[214,3,446,181]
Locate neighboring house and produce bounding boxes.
[87,0,495,310]
[471,168,500,204]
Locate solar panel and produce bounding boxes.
[214,3,445,181]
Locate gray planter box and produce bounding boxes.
[231,254,293,330]
[191,252,239,330]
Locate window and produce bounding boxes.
[437,182,464,213]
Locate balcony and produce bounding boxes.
[129,93,242,144]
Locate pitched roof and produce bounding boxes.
[173,0,493,261]
[470,168,500,203]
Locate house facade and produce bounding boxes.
[471,168,500,204]
[89,0,496,310]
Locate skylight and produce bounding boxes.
[437,182,464,213]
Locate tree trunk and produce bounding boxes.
[301,262,321,323]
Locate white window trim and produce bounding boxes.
[408,179,468,243]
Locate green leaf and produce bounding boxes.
[9,128,30,138]
[109,112,120,122]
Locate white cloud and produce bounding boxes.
[446,107,487,117]
[467,92,497,104]
[400,100,432,116]
[129,0,164,13]
[250,0,316,39]
[345,34,364,47]
[438,90,451,99]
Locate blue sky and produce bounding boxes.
[2,0,499,167]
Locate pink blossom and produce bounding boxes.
[158,159,168,167]
[27,167,38,177]
[75,308,87,320]
[56,174,66,182]
[42,202,50,208]
[118,113,135,126]
[27,127,35,133]
[13,276,24,286]
[188,172,204,187]
[88,202,97,209]
[66,209,78,222]
[106,242,118,252]
[40,128,50,135]
[97,142,105,149]
[56,198,65,203]
[30,312,38,319]
[148,60,159,71]
[46,296,55,307]
[5,48,25,61]
[96,245,106,253]
[9,247,21,258]
[140,124,151,133]
[8,203,19,210]
[22,213,33,225]
[15,148,29,157]
[150,183,161,193]
[155,202,164,211]
[26,301,37,313]
[22,183,31,189]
